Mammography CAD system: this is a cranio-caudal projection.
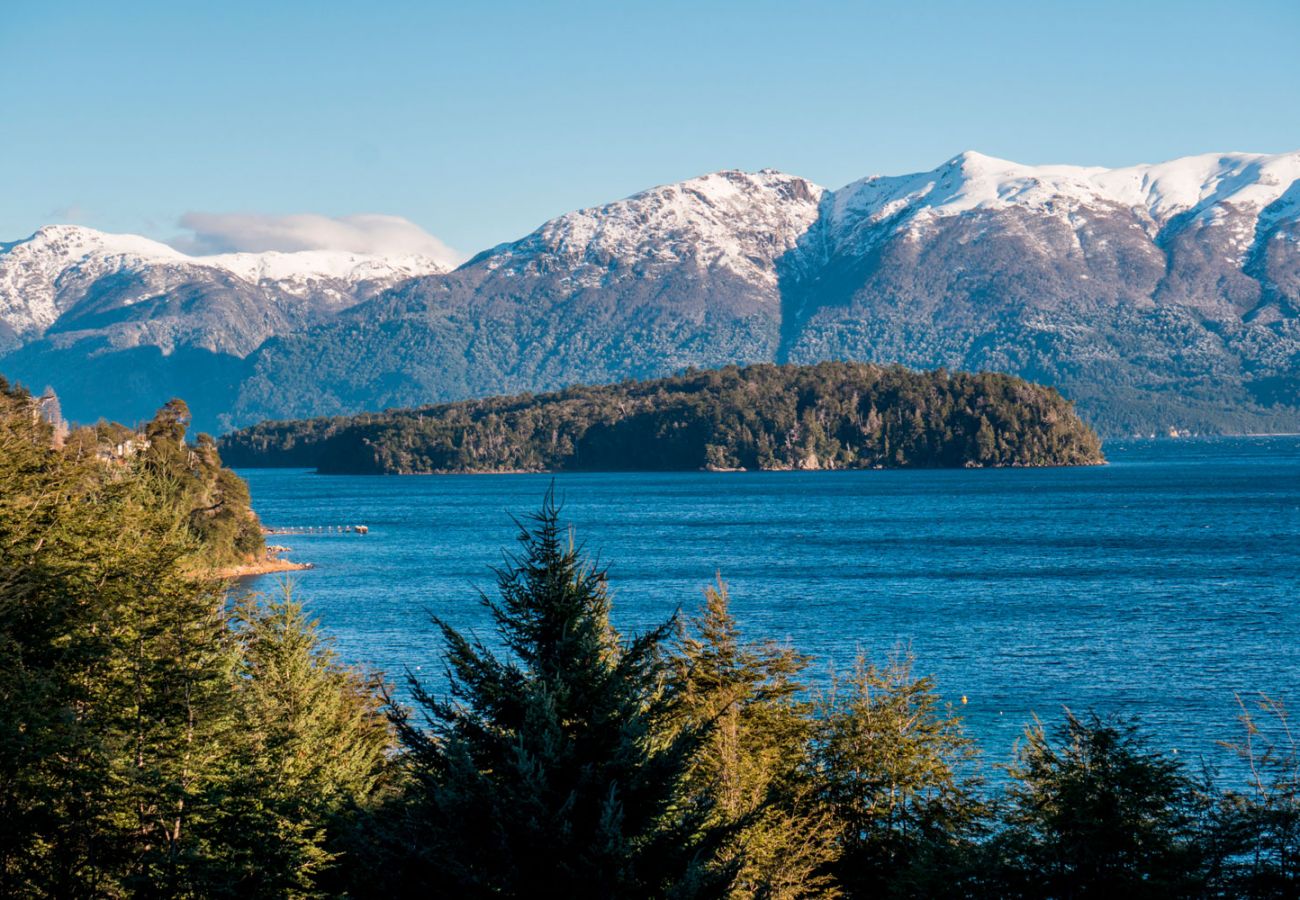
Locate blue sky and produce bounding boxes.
[2,0,1297,257]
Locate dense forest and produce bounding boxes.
[5,381,1300,898]
[1,376,387,897]
[217,362,1105,474]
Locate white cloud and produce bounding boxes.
[172,212,463,266]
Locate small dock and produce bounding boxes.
[263,525,370,535]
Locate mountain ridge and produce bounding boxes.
[0,223,454,344]
[3,149,1298,436]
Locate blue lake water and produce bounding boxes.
[239,436,1300,776]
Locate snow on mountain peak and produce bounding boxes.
[3,149,1297,345]
[829,149,1300,242]
[191,249,451,284]
[0,224,453,339]
[12,224,187,263]
[1094,151,1300,223]
[495,168,826,288]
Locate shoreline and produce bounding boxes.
[214,556,313,580]
[295,459,1110,476]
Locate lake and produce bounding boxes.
[239,436,1300,775]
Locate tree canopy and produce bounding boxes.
[218,362,1105,474]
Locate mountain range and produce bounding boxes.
[3,149,1298,436]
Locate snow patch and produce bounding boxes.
[829,149,1300,238]
[497,169,826,290]
[0,224,452,337]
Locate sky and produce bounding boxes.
[2,0,1298,259]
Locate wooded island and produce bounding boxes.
[218,362,1104,473]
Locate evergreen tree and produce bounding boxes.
[144,398,192,449]
[0,381,240,896]
[0,378,118,895]
[376,492,732,897]
[993,711,1210,898]
[139,400,265,569]
[101,482,237,897]
[675,581,841,899]
[207,588,393,898]
[1,383,389,897]
[812,652,986,898]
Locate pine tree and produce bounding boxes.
[0,383,241,896]
[377,492,732,897]
[676,581,841,899]
[0,384,368,897]
[91,473,239,897]
[0,379,119,894]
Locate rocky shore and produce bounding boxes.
[214,545,313,580]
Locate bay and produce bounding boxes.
[239,436,1300,774]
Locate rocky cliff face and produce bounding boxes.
[3,151,1298,435]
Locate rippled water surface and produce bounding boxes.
[240,437,1300,773]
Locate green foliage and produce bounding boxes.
[0,378,390,897]
[0,376,239,895]
[51,393,266,570]
[210,589,394,898]
[675,581,842,899]
[137,401,265,568]
[5,381,1297,897]
[144,397,193,456]
[370,492,733,898]
[992,711,1211,898]
[219,361,1105,474]
[813,652,988,899]
[0,377,123,895]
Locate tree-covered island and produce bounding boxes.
[218,362,1104,473]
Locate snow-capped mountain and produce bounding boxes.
[3,150,1298,435]
[786,149,1300,300]
[0,224,452,350]
[223,170,828,426]
[483,169,825,290]
[825,150,1300,234]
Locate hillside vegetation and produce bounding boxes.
[1,379,264,569]
[0,375,389,897]
[218,362,1104,474]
